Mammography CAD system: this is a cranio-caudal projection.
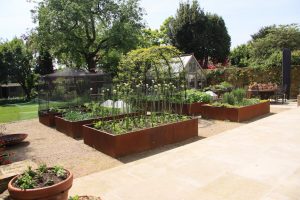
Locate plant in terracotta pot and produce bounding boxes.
[69,195,102,200]
[8,164,73,200]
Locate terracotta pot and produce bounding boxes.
[8,169,73,200]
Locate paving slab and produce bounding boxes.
[70,107,300,200]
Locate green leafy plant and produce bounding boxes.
[69,196,80,200]
[52,165,67,179]
[222,92,236,105]
[213,88,260,108]
[182,89,212,104]
[62,110,93,122]
[15,167,37,189]
[93,113,191,135]
[38,164,47,173]
[231,88,246,102]
[14,165,68,190]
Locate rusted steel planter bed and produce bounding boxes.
[83,118,198,158]
[55,113,138,139]
[145,101,205,116]
[171,102,205,116]
[38,111,62,127]
[200,101,270,122]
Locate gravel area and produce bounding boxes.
[3,119,122,178]
[0,103,293,176]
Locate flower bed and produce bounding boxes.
[83,114,198,157]
[200,101,270,122]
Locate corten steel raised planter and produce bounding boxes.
[200,101,270,122]
[8,169,73,200]
[145,101,205,116]
[38,111,62,127]
[83,118,198,158]
[171,102,205,116]
[55,113,139,139]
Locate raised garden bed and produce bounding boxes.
[171,102,205,116]
[83,117,198,157]
[200,101,270,122]
[38,111,62,127]
[144,101,205,116]
[55,113,138,139]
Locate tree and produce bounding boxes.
[251,25,276,41]
[250,24,300,67]
[26,32,54,75]
[116,46,183,85]
[0,41,9,84]
[230,44,251,67]
[168,0,231,68]
[205,14,231,64]
[34,49,54,75]
[34,0,144,72]
[0,38,37,100]
[159,17,174,45]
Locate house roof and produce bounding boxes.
[0,83,21,87]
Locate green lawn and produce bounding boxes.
[0,102,38,123]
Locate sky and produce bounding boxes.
[0,0,299,48]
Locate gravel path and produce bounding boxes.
[3,119,122,178]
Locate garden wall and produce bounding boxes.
[205,65,300,98]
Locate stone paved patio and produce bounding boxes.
[70,107,300,200]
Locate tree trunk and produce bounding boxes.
[86,54,97,72]
[20,84,31,100]
[203,55,209,69]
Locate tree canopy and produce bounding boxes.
[34,0,144,72]
[0,38,37,100]
[116,46,184,85]
[231,24,300,68]
[166,0,231,68]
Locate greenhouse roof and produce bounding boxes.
[171,54,198,73]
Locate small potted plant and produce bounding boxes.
[8,165,73,200]
[69,195,102,200]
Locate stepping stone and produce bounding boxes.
[0,160,37,193]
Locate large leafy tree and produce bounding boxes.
[250,24,300,62]
[231,24,300,68]
[167,0,231,68]
[0,41,9,84]
[34,0,144,72]
[116,46,183,85]
[0,38,37,100]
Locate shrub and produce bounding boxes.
[183,89,212,103]
[222,92,236,105]
[231,88,246,102]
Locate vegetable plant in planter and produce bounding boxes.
[171,89,212,116]
[55,103,129,138]
[8,165,73,200]
[201,88,270,122]
[83,113,198,157]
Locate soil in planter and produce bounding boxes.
[13,166,68,189]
